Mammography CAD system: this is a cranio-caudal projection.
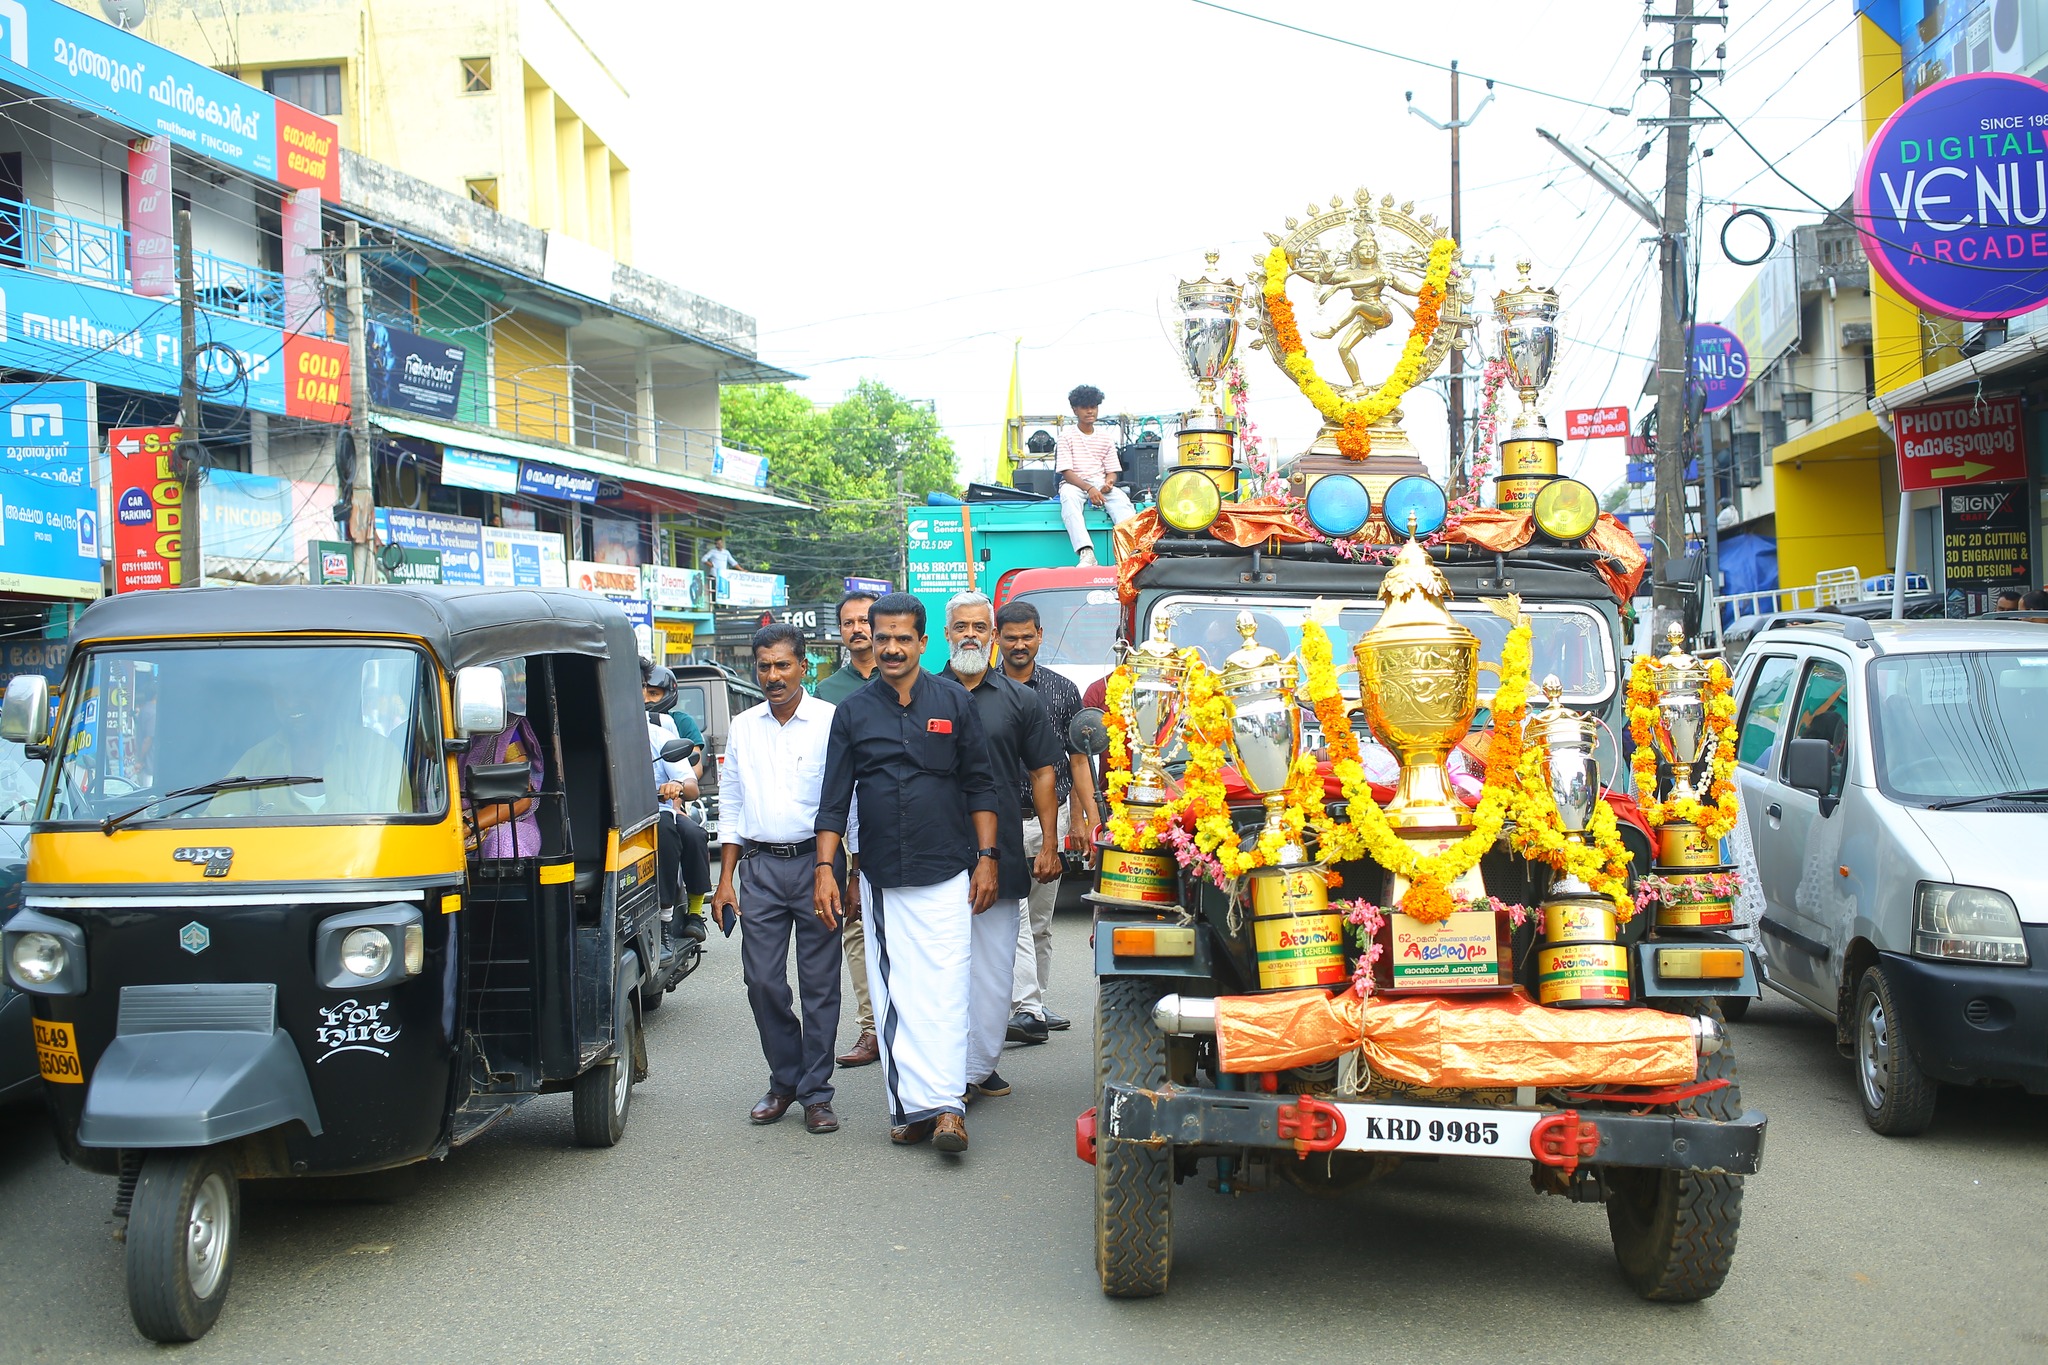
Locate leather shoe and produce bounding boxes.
[890,1118,935,1145]
[804,1102,839,1134]
[749,1092,794,1125]
[1006,1011,1049,1045]
[1043,1008,1072,1031]
[837,1031,880,1067]
[933,1113,969,1153]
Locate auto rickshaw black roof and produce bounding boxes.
[64,584,656,829]
[1135,536,1625,605]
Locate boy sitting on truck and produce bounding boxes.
[1055,384,1136,566]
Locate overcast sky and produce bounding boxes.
[569,0,1864,494]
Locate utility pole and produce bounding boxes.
[1408,66,1493,494]
[175,207,201,588]
[343,219,375,584]
[893,468,906,589]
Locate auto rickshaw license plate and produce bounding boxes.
[32,1018,82,1084]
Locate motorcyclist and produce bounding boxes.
[644,662,712,945]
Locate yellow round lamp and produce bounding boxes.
[1531,477,1599,542]
[1158,468,1223,535]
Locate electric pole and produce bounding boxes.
[175,207,201,588]
[1408,65,1493,494]
[343,218,375,584]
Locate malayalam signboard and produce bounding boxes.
[518,462,599,503]
[1564,406,1630,440]
[1894,397,2026,491]
[375,507,483,585]
[0,382,99,597]
[1857,71,2048,320]
[110,424,182,592]
[1942,483,2031,587]
[1688,324,1750,413]
[482,526,566,588]
[367,322,466,420]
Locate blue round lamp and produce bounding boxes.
[1381,475,1448,538]
[1304,473,1372,538]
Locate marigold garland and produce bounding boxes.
[1627,655,1740,842]
[1302,617,1531,923]
[1509,720,1636,920]
[1261,237,1458,461]
[1103,664,1173,851]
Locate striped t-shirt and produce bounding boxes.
[1054,426,1121,482]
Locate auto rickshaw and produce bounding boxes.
[0,585,667,1342]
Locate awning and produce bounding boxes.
[1770,410,1894,465]
[370,411,808,511]
[1870,327,2048,416]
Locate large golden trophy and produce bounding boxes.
[1353,536,1481,831]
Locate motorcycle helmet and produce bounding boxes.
[644,664,678,715]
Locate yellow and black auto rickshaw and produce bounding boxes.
[0,585,666,1342]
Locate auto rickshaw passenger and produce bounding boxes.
[460,667,543,857]
[214,669,412,815]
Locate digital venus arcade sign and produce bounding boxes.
[1857,72,2048,321]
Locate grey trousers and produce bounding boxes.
[738,848,843,1107]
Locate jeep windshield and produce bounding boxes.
[1872,651,2048,805]
[1148,596,1616,704]
[39,643,446,825]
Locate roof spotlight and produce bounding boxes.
[1304,473,1372,538]
[1157,468,1222,535]
[1381,475,1448,539]
[1531,477,1600,542]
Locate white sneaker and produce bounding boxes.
[1076,547,1098,567]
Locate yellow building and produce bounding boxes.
[73,0,636,266]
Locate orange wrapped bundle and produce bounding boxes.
[1214,987,1696,1089]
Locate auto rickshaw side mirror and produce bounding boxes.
[1069,706,1111,757]
[454,665,507,737]
[0,674,50,752]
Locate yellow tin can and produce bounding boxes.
[1499,438,1560,476]
[1655,823,1723,868]
[1495,473,1558,512]
[1537,942,1632,1006]
[1248,866,1346,991]
[1175,428,1238,497]
[1097,846,1178,905]
[1543,898,1618,943]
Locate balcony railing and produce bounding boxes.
[0,195,326,337]
[483,369,745,484]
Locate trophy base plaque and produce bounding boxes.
[1372,828,1508,993]
[1536,893,1631,1008]
[1655,822,1722,868]
[1246,864,1346,992]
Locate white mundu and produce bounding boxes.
[863,872,972,1125]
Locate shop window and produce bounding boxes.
[461,57,493,93]
[466,178,499,211]
[265,66,343,117]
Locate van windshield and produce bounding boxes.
[40,644,445,825]
[1871,651,2048,802]
[1018,588,1122,668]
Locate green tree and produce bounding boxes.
[719,380,959,603]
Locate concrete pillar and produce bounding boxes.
[585,144,613,257]
[248,411,269,477]
[610,164,632,266]
[525,85,558,231]
[636,349,656,466]
[555,113,586,241]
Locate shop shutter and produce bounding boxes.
[494,310,572,443]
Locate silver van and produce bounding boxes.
[1730,616,2048,1134]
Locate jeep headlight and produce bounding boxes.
[340,927,393,978]
[1914,883,2030,966]
[10,931,64,986]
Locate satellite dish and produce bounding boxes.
[99,0,149,28]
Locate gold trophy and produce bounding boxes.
[1353,534,1481,830]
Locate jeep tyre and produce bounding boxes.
[1095,975,1171,1298]
[1604,997,1744,1302]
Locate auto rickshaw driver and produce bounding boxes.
[209,665,413,817]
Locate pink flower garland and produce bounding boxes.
[1225,363,1277,500]
[1449,356,1515,519]
[1334,895,1534,998]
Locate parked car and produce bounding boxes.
[1721,596,1945,666]
[1729,615,2048,1134]
[671,662,764,837]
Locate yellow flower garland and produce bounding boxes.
[1261,238,1458,460]
[1510,722,1636,919]
[1301,618,1532,923]
[1627,656,1741,842]
[1103,664,1173,851]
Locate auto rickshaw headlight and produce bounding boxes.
[11,931,64,985]
[340,927,393,978]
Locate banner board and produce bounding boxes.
[1942,483,2031,588]
[1564,406,1630,440]
[110,424,183,592]
[367,322,467,420]
[1894,397,2027,491]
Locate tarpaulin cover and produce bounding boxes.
[1114,500,1648,604]
[1213,986,1697,1087]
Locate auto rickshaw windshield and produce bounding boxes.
[39,643,447,824]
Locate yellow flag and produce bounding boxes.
[997,339,1021,486]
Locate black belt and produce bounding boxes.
[743,838,818,860]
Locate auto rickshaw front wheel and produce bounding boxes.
[125,1148,238,1342]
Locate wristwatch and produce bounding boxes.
[978,847,1000,861]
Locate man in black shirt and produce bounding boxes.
[995,597,1096,1043]
[940,592,1062,1105]
[816,593,998,1154]
[815,590,882,1070]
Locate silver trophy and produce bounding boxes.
[1494,259,1560,440]
[1217,613,1305,863]
[1125,618,1187,809]
[1177,252,1242,417]
[1534,675,1602,894]
[1650,624,1712,802]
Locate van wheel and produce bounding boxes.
[1855,963,1937,1136]
[1095,975,1171,1299]
[1605,997,1743,1302]
[573,1003,636,1147]
[126,1149,238,1343]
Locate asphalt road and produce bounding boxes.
[4,912,2048,1363]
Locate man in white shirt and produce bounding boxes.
[701,536,737,580]
[1054,384,1135,567]
[711,622,849,1135]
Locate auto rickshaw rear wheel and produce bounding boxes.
[1603,996,1744,1302]
[125,1147,238,1343]
[1095,974,1172,1298]
[573,997,637,1147]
